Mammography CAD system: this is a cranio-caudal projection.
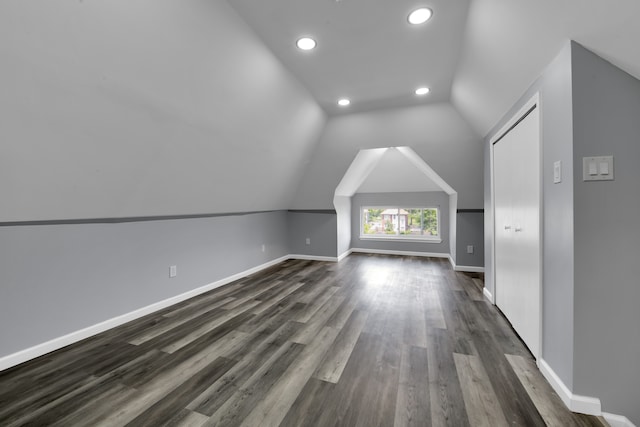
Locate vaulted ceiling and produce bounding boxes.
[229,0,640,136]
[3,0,640,220]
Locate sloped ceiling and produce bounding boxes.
[4,0,640,220]
[0,0,325,221]
[228,0,470,116]
[356,148,443,194]
[228,0,640,136]
[452,0,640,136]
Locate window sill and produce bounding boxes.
[359,236,442,244]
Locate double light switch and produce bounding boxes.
[583,156,614,181]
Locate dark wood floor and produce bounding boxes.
[0,254,608,427]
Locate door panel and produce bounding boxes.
[494,107,540,358]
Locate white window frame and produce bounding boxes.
[359,206,442,243]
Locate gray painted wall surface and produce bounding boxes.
[291,102,483,210]
[287,212,338,258]
[571,43,640,424]
[539,44,576,391]
[449,195,458,264]
[484,42,576,388]
[455,212,484,267]
[0,211,289,359]
[334,196,352,257]
[350,192,449,254]
[485,41,640,423]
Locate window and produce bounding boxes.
[361,206,440,241]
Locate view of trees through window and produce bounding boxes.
[361,207,439,238]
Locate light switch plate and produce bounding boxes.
[583,156,614,181]
[553,160,562,184]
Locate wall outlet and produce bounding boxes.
[169,265,177,278]
[261,244,265,253]
[466,245,474,254]
[305,237,311,245]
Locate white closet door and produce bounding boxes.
[494,135,516,326]
[494,106,541,358]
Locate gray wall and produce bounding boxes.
[287,211,338,258]
[455,211,484,267]
[571,43,640,424]
[334,196,352,257]
[0,211,289,359]
[485,40,640,423]
[351,192,450,254]
[484,41,576,389]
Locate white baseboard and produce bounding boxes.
[288,254,339,262]
[603,413,637,427]
[337,249,352,262]
[454,265,485,273]
[0,255,290,373]
[483,287,494,303]
[350,247,450,258]
[448,255,485,273]
[537,358,601,416]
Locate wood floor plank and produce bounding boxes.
[94,331,249,426]
[162,289,238,318]
[324,297,358,329]
[505,354,584,427]
[279,378,336,427]
[426,329,471,427]
[204,341,305,427]
[220,279,284,310]
[394,344,430,427]
[237,326,340,427]
[470,330,547,427]
[187,320,303,416]
[313,309,369,383]
[126,356,236,427]
[326,332,401,427]
[162,409,210,427]
[403,297,428,348]
[161,302,258,354]
[7,347,165,426]
[423,288,447,330]
[49,382,139,427]
[128,296,236,345]
[251,281,306,315]
[290,294,345,345]
[293,285,340,323]
[453,353,510,427]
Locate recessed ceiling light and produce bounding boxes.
[296,37,317,50]
[337,98,351,107]
[415,87,430,95]
[408,8,433,25]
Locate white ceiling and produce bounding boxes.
[356,147,442,193]
[228,0,469,116]
[228,0,640,135]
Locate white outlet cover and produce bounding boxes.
[169,265,177,278]
[553,160,562,184]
